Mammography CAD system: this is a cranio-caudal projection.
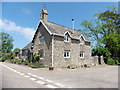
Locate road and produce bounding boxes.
[0,62,118,88]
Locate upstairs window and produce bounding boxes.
[80,36,84,44]
[39,36,44,44]
[64,32,71,42]
[80,51,84,58]
[64,50,70,58]
[64,34,69,42]
[85,42,91,46]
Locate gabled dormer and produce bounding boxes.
[64,31,71,42]
[80,35,85,45]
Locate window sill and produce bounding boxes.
[64,57,70,59]
[64,41,69,42]
[40,58,43,59]
[80,57,84,59]
[80,43,84,45]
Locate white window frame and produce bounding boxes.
[64,51,70,58]
[64,34,69,42]
[80,36,84,45]
[64,31,71,42]
[79,35,86,45]
[80,51,84,58]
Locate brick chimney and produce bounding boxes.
[40,9,48,21]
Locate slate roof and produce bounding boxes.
[42,20,91,42]
[22,42,32,50]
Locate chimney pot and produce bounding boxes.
[40,9,48,21]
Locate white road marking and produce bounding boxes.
[27,73,32,75]
[31,74,37,77]
[20,73,24,75]
[38,76,45,80]
[1,64,12,70]
[29,78,36,81]
[9,68,13,70]
[0,63,18,73]
[0,63,64,88]
[55,83,64,87]
[16,72,21,74]
[46,84,57,88]
[24,75,30,78]
[45,79,54,83]
[36,80,45,84]
[13,70,17,72]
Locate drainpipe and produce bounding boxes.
[51,35,54,68]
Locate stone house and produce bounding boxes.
[22,9,94,68]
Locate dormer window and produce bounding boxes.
[64,33,70,42]
[80,36,84,44]
[39,36,44,44]
[64,34,69,42]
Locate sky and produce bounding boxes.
[1,2,118,50]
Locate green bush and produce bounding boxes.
[11,59,17,64]
[10,59,23,64]
[11,59,15,63]
[24,60,29,65]
[13,59,17,64]
[107,57,115,65]
[28,62,32,67]
[114,57,119,64]
[0,57,2,62]
[0,56,8,62]
[33,51,41,63]
[31,62,44,68]
[17,59,23,65]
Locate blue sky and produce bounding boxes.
[1,2,118,50]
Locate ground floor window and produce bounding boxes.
[64,50,70,58]
[39,49,44,59]
[80,51,84,58]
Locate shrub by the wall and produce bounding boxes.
[0,57,2,62]
[17,59,23,65]
[24,60,29,65]
[107,57,115,65]
[0,56,8,62]
[31,62,44,68]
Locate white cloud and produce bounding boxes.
[0,19,35,41]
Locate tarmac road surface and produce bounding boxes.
[0,62,118,89]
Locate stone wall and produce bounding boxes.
[33,24,52,67]
[91,56,105,66]
[91,56,99,66]
[53,35,92,68]
[32,23,93,68]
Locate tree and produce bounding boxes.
[13,48,21,53]
[0,32,14,53]
[79,6,120,64]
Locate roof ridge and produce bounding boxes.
[47,21,76,31]
[47,21,82,35]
